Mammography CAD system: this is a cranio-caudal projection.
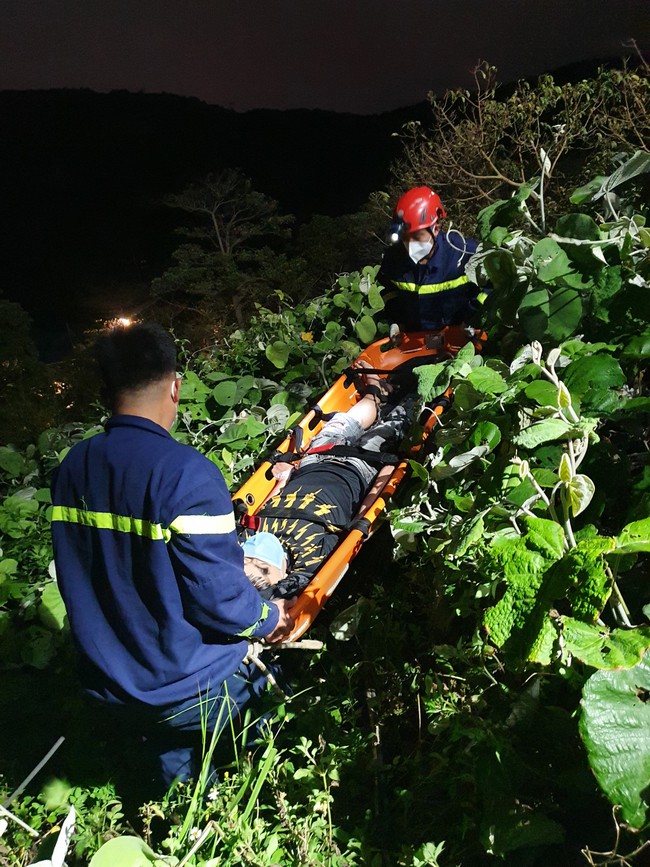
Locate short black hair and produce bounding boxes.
[95,322,177,406]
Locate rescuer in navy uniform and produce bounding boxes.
[51,322,294,786]
[379,186,487,332]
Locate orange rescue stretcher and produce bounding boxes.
[232,326,485,641]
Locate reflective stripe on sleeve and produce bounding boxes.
[236,602,273,638]
[51,506,236,542]
[51,506,170,541]
[393,275,470,294]
[169,513,236,536]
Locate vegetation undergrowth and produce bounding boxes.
[1,71,649,867]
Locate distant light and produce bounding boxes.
[117,317,132,327]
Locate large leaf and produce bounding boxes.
[265,340,290,369]
[621,332,650,360]
[476,187,532,238]
[547,286,583,341]
[0,446,25,477]
[532,238,573,283]
[580,650,650,829]
[512,418,572,449]
[563,354,625,399]
[612,518,650,554]
[550,537,614,622]
[355,314,377,344]
[466,366,507,395]
[555,213,602,242]
[563,619,650,670]
[524,380,559,408]
[570,175,609,205]
[367,282,385,310]
[483,248,518,292]
[518,287,549,341]
[483,518,565,658]
[595,150,650,199]
[88,835,173,867]
[212,380,238,406]
[38,581,68,631]
[567,473,595,517]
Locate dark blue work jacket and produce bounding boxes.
[379,231,483,331]
[51,415,278,707]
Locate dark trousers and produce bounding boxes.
[98,659,281,789]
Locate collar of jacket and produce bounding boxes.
[105,414,173,438]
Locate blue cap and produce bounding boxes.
[241,532,286,571]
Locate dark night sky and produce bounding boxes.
[2,0,648,114]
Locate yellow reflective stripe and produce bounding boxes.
[169,513,236,535]
[51,506,170,541]
[476,291,488,304]
[237,603,273,638]
[52,507,238,541]
[393,275,470,295]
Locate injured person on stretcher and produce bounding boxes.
[241,365,417,600]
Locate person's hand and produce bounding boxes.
[271,461,293,481]
[264,597,297,643]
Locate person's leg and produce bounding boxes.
[147,659,283,787]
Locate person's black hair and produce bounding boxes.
[95,322,177,407]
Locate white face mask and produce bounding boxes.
[407,238,434,264]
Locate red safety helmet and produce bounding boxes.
[390,186,447,240]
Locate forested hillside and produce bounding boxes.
[1,59,649,866]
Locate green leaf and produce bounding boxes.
[88,835,170,867]
[483,248,518,292]
[533,238,573,283]
[563,354,625,399]
[564,619,650,670]
[265,340,290,369]
[235,374,257,399]
[555,213,602,242]
[244,417,267,438]
[512,418,572,449]
[621,333,650,360]
[518,288,549,341]
[470,421,501,451]
[0,447,25,477]
[597,150,650,198]
[483,518,565,656]
[452,513,485,557]
[524,516,566,560]
[212,380,238,406]
[580,650,650,829]
[367,283,385,310]
[355,314,377,344]
[217,422,249,444]
[570,175,609,205]
[551,537,614,622]
[559,453,572,484]
[612,518,650,554]
[38,581,68,631]
[524,380,559,407]
[0,558,18,579]
[568,474,595,517]
[547,286,582,342]
[476,186,532,238]
[406,458,429,483]
[467,366,507,395]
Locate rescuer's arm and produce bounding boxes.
[168,469,285,640]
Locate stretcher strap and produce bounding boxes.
[268,444,400,468]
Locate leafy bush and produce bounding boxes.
[2,154,650,866]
